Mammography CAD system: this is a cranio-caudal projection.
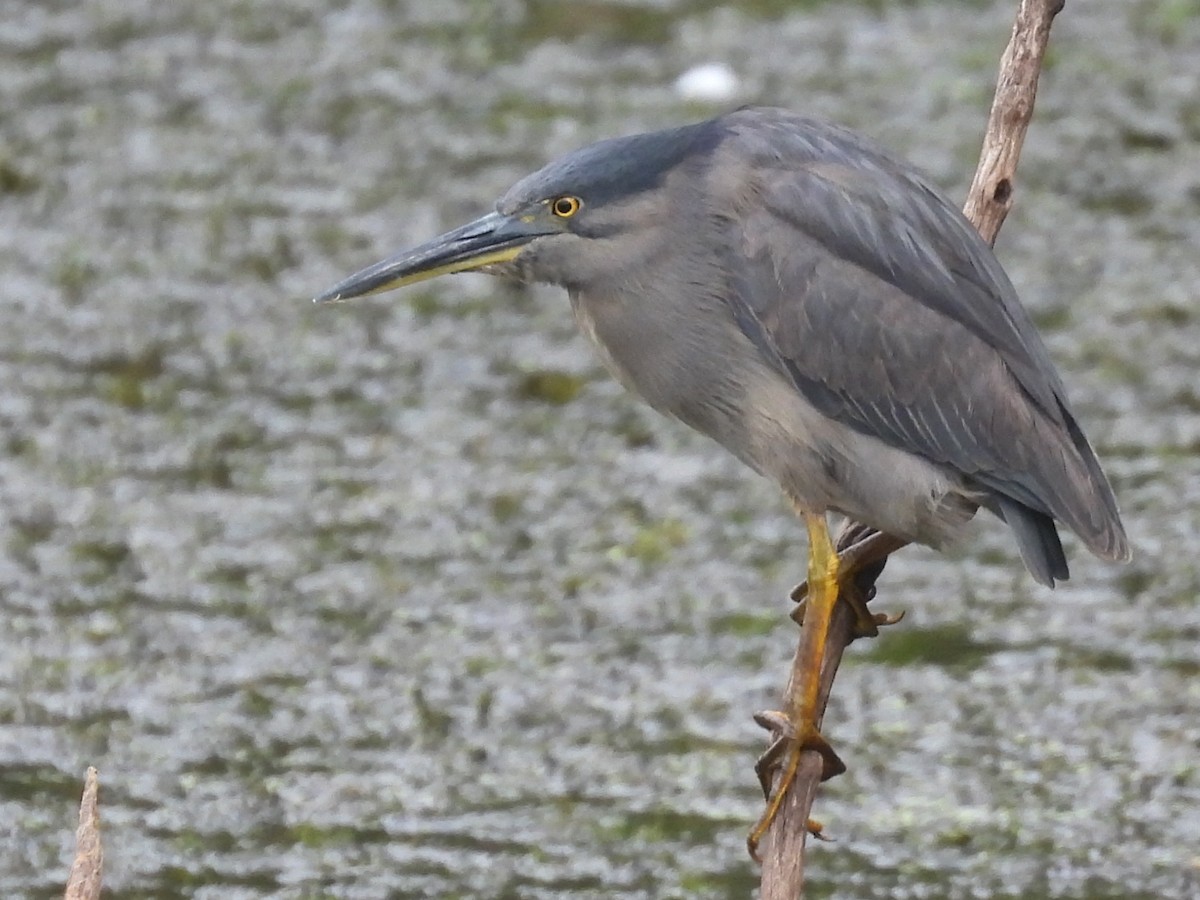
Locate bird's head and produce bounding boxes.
[313,119,722,302]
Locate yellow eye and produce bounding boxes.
[551,196,581,218]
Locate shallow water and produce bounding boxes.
[0,1,1198,897]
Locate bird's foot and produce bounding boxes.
[790,577,904,639]
[747,709,845,861]
[745,515,901,861]
[752,710,845,792]
[789,528,906,639]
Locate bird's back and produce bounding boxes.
[707,108,1129,580]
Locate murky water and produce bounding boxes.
[1,0,1198,897]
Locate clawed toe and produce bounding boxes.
[746,717,844,860]
[791,588,903,639]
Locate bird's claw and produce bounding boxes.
[752,709,845,784]
[753,708,794,736]
[874,609,906,628]
[747,711,844,861]
[808,817,833,842]
[790,585,903,640]
[747,816,830,862]
[752,710,793,799]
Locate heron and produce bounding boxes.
[314,107,1130,856]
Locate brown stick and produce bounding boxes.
[64,767,102,900]
[758,1,1066,896]
[964,0,1066,248]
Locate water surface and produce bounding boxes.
[0,1,1197,897]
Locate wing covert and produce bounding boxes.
[724,194,1106,541]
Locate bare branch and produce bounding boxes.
[965,0,1066,248]
[64,767,102,900]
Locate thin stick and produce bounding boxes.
[965,0,1067,249]
[758,1,1066,896]
[64,767,102,900]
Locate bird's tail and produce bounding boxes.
[996,497,1069,588]
[986,401,1129,586]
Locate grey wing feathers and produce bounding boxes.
[723,126,1129,571]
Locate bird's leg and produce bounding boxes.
[791,528,909,639]
[747,512,846,861]
[747,525,910,859]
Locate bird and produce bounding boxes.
[314,106,1130,857]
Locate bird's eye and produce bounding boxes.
[551,196,581,218]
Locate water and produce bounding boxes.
[0,1,1197,897]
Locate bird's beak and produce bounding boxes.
[313,210,553,303]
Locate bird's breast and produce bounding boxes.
[570,286,721,410]
[569,290,638,397]
[570,283,785,464]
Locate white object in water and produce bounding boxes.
[674,63,739,103]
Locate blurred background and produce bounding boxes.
[1,1,1198,897]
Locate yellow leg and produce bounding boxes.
[790,528,908,638]
[794,512,838,723]
[747,512,845,860]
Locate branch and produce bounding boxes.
[64,767,102,900]
[758,1,1066,896]
[964,0,1066,248]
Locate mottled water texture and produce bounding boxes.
[1,1,1198,897]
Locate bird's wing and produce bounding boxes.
[723,158,1127,562]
